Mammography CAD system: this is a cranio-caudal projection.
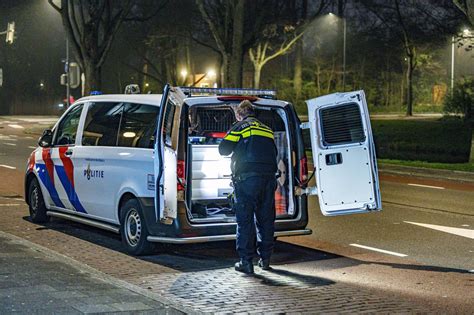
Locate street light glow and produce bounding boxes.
[181,69,188,78]
[207,69,216,78]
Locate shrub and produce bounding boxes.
[443,78,474,123]
[372,120,471,163]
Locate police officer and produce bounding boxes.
[219,100,277,274]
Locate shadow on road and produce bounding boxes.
[23,216,470,275]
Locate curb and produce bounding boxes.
[0,230,199,315]
[378,164,474,184]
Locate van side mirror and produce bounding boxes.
[38,130,53,147]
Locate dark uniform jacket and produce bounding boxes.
[218,115,277,176]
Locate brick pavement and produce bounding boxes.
[0,232,183,314]
[0,193,436,314]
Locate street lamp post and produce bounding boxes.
[329,13,346,91]
[342,17,346,90]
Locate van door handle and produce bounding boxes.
[64,149,73,157]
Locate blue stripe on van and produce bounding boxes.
[55,165,87,214]
[36,163,65,208]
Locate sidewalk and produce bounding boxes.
[0,231,184,314]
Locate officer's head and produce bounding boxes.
[235,100,255,121]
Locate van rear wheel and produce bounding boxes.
[28,178,50,223]
[120,199,153,256]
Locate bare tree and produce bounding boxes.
[249,27,303,88]
[361,0,460,116]
[249,0,325,88]
[195,0,245,87]
[452,0,474,24]
[48,0,166,95]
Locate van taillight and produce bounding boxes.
[300,156,308,182]
[177,159,186,191]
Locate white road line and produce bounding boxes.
[407,183,445,190]
[0,164,16,169]
[8,135,18,138]
[25,136,33,139]
[7,124,24,129]
[350,243,408,257]
[28,146,37,149]
[405,221,474,240]
[4,143,16,146]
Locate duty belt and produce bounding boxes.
[232,172,276,182]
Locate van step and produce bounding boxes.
[147,229,312,244]
[46,211,120,234]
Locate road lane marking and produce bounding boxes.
[4,143,16,146]
[350,244,408,257]
[28,146,36,149]
[0,164,16,169]
[25,136,33,139]
[404,221,474,240]
[8,124,24,129]
[407,183,445,190]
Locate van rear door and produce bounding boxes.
[154,85,185,224]
[305,90,381,216]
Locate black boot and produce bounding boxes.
[234,260,254,274]
[258,258,272,270]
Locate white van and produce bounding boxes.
[25,86,381,255]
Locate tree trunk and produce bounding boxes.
[470,130,474,163]
[293,40,303,98]
[84,61,101,95]
[293,0,307,97]
[185,40,193,85]
[315,63,321,94]
[254,65,262,89]
[228,0,245,87]
[221,54,229,87]
[406,55,414,116]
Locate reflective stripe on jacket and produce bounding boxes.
[218,116,277,175]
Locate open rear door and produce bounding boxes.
[154,85,184,224]
[306,90,381,216]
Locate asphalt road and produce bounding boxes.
[1,115,473,312]
[303,179,473,271]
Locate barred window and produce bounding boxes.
[320,104,365,146]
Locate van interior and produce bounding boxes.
[182,103,295,224]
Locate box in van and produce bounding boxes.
[25,86,381,255]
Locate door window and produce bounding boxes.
[162,100,176,147]
[320,104,365,146]
[82,102,123,146]
[54,104,83,146]
[117,103,160,148]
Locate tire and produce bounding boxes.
[28,177,50,223]
[120,198,154,256]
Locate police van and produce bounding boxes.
[25,86,381,255]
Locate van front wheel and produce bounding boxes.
[28,178,50,223]
[120,199,153,256]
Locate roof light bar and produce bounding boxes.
[178,87,277,98]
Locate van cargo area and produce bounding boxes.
[184,103,295,224]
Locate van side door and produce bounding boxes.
[305,90,382,216]
[154,85,185,224]
[48,103,85,211]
